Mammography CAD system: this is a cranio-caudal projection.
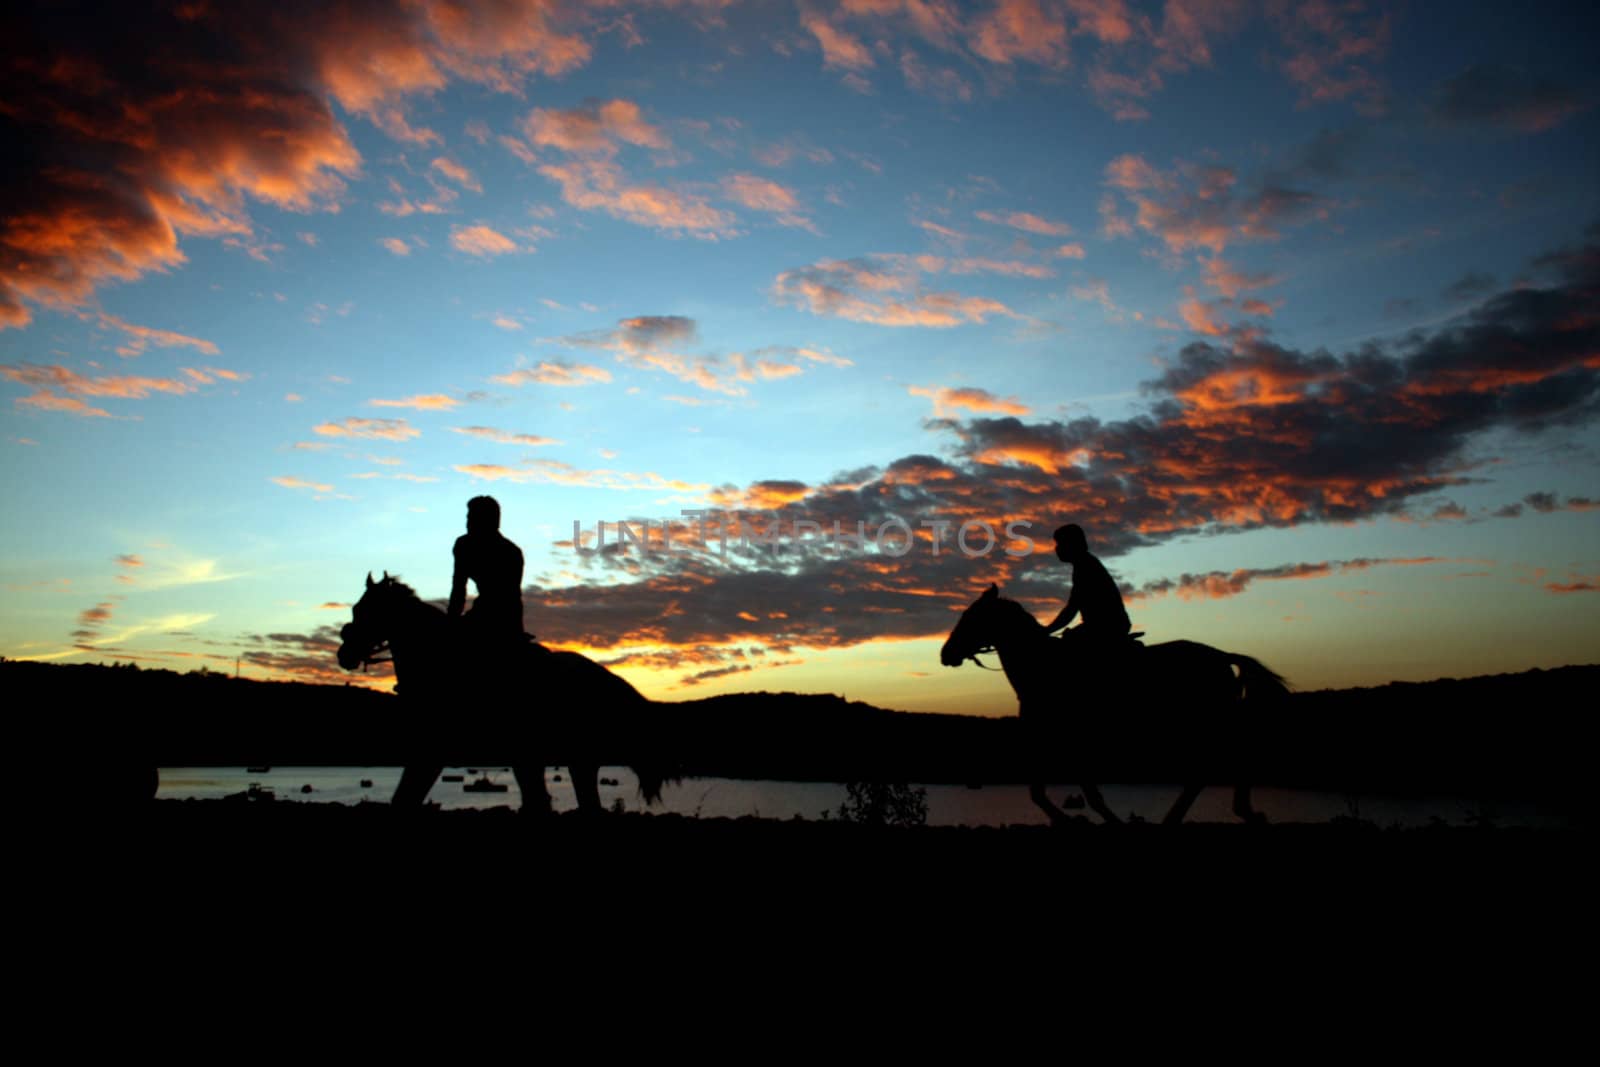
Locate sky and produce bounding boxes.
[2,0,1597,715]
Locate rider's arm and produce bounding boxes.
[448,539,467,617]
[1044,590,1078,634]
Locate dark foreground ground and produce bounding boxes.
[62,797,1588,998]
[122,797,1587,904]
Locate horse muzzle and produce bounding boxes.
[337,642,364,671]
[337,623,366,671]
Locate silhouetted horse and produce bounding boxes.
[941,584,1291,825]
[337,572,669,813]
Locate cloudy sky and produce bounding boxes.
[2,0,1596,713]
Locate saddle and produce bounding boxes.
[1053,629,1145,668]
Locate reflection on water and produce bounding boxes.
[155,768,1570,828]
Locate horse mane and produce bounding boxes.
[990,592,1042,631]
[378,574,420,600]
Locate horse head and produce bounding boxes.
[941,583,1005,667]
[337,570,406,671]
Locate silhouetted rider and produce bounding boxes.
[449,495,526,649]
[1045,523,1130,658]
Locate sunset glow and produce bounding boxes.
[3,0,1596,713]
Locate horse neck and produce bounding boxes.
[386,593,443,657]
[991,608,1050,693]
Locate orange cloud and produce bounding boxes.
[539,159,736,237]
[970,0,1070,66]
[1546,578,1599,594]
[1,19,366,327]
[975,210,1073,237]
[312,417,420,441]
[803,13,875,71]
[1105,153,1166,192]
[451,426,561,446]
[709,480,813,510]
[1102,153,1324,256]
[1,362,206,416]
[1271,0,1390,112]
[369,394,459,410]
[721,174,813,230]
[430,156,481,192]
[1135,556,1467,602]
[98,314,220,358]
[1179,294,1229,336]
[451,224,520,257]
[1065,0,1135,44]
[0,4,637,326]
[773,257,1018,327]
[380,237,412,256]
[523,99,670,158]
[271,476,335,493]
[1202,258,1280,298]
[492,361,613,387]
[910,385,1031,417]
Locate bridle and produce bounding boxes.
[968,649,1003,671]
[950,607,1005,671]
[340,584,396,672]
[340,617,392,671]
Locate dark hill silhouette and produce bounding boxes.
[8,657,1593,804]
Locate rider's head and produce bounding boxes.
[1054,523,1088,562]
[466,495,501,534]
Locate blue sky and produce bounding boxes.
[3,0,1597,711]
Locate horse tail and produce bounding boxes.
[1229,654,1292,701]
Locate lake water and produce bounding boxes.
[154,767,1571,828]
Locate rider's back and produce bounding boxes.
[452,530,525,637]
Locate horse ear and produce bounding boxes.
[382,569,390,582]
[983,583,999,599]
[366,572,374,589]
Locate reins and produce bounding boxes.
[968,647,1003,671]
[359,641,392,671]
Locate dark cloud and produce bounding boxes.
[241,625,372,685]
[0,1,601,328]
[1384,296,1422,319]
[1102,154,1332,255]
[264,235,1600,687]
[1523,491,1596,514]
[1442,272,1496,302]
[1432,64,1587,133]
[1293,126,1368,180]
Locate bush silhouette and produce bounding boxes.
[837,781,928,827]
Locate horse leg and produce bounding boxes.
[1164,785,1204,825]
[570,761,602,813]
[393,765,442,807]
[513,764,551,815]
[1081,784,1122,825]
[1029,782,1078,827]
[1233,784,1266,823]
